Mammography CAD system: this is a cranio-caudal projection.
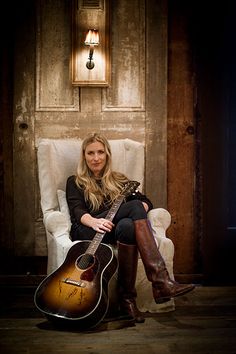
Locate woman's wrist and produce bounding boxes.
[80,213,95,228]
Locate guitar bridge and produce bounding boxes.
[62,278,86,288]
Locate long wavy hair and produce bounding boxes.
[75,133,129,211]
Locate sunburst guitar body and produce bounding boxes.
[34,241,117,330]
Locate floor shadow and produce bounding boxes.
[36,316,136,333]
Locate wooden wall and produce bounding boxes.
[1,0,212,280]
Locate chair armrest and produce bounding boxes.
[136,206,175,308]
[46,230,73,274]
[44,211,71,238]
[52,232,74,249]
[147,207,171,239]
[147,208,174,279]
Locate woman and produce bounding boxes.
[66,133,195,323]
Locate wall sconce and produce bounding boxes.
[72,0,110,86]
[84,29,99,70]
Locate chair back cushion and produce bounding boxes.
[37,138,144,215]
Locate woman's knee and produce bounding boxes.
[127,199,147,220]
[115,199,147,221]
[115,218,136,244]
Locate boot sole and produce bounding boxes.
[155,285,195,304]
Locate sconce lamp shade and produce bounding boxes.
[85,29,99,46]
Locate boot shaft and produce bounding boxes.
[134,219,166,281]
[134,219,195,303]
[117,242,138,298]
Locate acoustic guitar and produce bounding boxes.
[34,180,140,330]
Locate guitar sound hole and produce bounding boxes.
[77,254,94,270]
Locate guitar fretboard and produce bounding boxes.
[86,195,125,255]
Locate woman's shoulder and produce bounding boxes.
[67,175,76,183]
[66,175,85,193]
[67,175,81,188]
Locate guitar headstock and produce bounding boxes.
[122,181,140,197]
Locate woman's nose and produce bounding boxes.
[93,153,99,160]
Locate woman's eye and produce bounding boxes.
[86,150,105,156]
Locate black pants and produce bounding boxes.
[71,200,147,245]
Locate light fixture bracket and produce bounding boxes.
[84,30,99,70]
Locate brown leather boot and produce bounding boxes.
[134,219,195,304]
[117,242,145,323]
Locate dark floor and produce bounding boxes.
[0,282,236,354]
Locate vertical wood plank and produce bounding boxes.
[13,1,37,255]
[145,0,168,207]
[167,1,197,273]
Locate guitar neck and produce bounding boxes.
[105,195,125,221]
[86,195,125,255]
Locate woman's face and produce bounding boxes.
[84,141,107,177]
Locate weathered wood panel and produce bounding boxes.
[167,2,197,274]
[145,0,168,208]
[103,0,145,111]
[13,1,37,256]
[36,0,79,111]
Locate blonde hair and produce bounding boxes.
[76,133,129,211]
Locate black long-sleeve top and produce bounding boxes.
[66,175,153,228]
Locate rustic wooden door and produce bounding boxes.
[9,0,169,266]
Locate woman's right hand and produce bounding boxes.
[81,213,114,233]
[91,218,114,233]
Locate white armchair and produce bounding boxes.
[37,138,175,313]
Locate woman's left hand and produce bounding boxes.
[142,202,149,212]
